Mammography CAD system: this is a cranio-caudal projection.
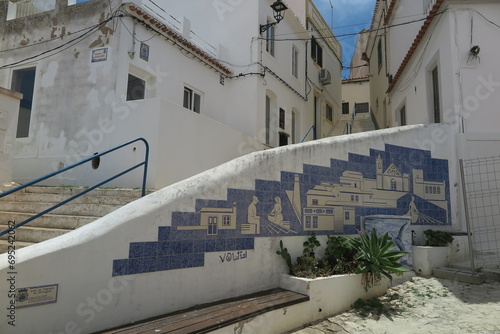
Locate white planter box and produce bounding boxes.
[280,273,389,321]
[412,245,450,276]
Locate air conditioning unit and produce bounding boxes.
[319,68,331,85]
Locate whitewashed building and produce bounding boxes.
[0,0,342,189]
[366,0,500,159]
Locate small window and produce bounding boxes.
[356,102,369,113]
[266,20,275,56]
[11,67,36,138]
[292,46,299,78]
[400,105,407,126]
[391,179,397,191]
[208,217,217,235]
[311,36,323,67]
[183,87,202,113]
[222,216,231,226]
[345,211,350,221]
[312,199,318,205]
[265,95,271,145]
[279,108,285,129]
[326,104,333,122]
[377,39,383,72]
[342,102,349,115]
[127,74,145,101]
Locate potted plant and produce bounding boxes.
[412,229,454,276]
[278,230,409,321]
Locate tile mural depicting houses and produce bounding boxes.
[113,144,450,276]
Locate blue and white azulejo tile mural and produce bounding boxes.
[113,144,451,276]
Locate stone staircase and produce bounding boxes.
[330,113,376,137]
[0,186,149,253]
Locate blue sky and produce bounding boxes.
[312,0,376,78]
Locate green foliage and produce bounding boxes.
[276,240,292,269]
[303,233,321,257]
[324,235,359,274]
[290,256,332,278]
[348,229,410,291]
[424,229,454,246]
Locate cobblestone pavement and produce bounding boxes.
[287,276,500,334]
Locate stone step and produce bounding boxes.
[0,240,35,253]
[17,186,148,198]
[0,212,96,229]
[0,191,141,206]
[0,201,120,216]
[0,225,70,243]
[433,267,486,284]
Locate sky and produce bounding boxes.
[312,0,376,79]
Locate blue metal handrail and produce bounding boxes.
[300,125,316,143]
[0,138,149,237]
[342,104,358,135]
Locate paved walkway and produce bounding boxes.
[287,276,500,334]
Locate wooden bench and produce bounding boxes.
[96,288,309,334]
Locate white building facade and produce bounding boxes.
[0,0,342,189]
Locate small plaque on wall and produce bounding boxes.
[91,48,108,63]
[140,42,149,61]
[16,284,58,309]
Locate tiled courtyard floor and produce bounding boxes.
[287,276,500,334]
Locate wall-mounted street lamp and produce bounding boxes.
[260,0,288,33]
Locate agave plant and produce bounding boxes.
[348,228,410,291]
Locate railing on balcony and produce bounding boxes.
[7,0,56,20]
[423,0,437,16]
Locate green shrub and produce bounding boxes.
[348,229,410,291]
[424,229,454,246]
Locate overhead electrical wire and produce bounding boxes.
[0,10,123,70]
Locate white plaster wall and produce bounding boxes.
[0,88,21,190]
[388,0,428,76]
[388,3,500,159]
[0,124,462,334]
[1,0,342,188]
[342,79,370,115]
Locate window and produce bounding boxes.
[266,20,275,56]
[377,39,383,72]
[391,179,397,191]
[222,216,231,226]
[356,102,369,113]
[292,46,299,78]
[432,66,441,123]
[292,111,296,144]
[313,217,318,229]
[342,102,349,115]
[265,95,271,145]
[11,67,36,138]
[311,36,323,67]
[400,105,407,126]
[306,216,311,228]
[208,217,217,235]
[183,87,202,113]
[127,74,145,101]
[312,199,318,205]
[279,108,285,129]
[345,211,350,221]
[326,104,333,122]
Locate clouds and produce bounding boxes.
[312,0,375,78]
